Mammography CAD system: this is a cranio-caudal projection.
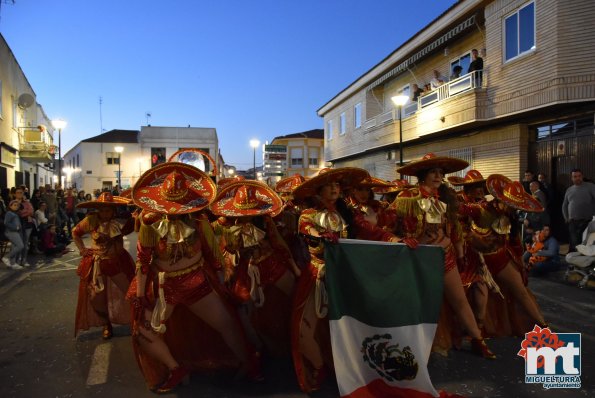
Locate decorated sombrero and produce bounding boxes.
[292,167,369,200]
[275,174,306,193]
[372,179,414,194]
[217,176,245,189]
[447,170,486,186]
[396,153,469,176]
[132,162,217,214]
[210,180,283,217]
[119,187,132,200]
[486,174,543,212]
[76,192,130,209]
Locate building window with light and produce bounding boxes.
[309,147,319,168]
[340,112,346,135]
[504,1,535,62]
[290,147,303,168]
[354,103,362,129]
[106,152,120,165]
[327,119,333,140]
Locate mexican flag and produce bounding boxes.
[326,239,449,398]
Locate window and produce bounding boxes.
[354,103,362,128]
[151,147,166,166]
[106,152,120,165]
[76,154,79,168]
[504,2,535,61]
[309,147,319,168]
[450,52,471,77]
[290,147,303,168]
[339,112,346,135]
[327,119,333,140]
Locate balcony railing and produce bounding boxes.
[363,70,485,129]
[18,127,55,162]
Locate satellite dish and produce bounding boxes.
[18,93,35,109]
[168,148,217,176]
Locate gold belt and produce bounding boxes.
[163,258,204,278]
[470,221,491,236]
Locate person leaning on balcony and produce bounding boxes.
[468,49,484,86]
[451,65,463,80]
[430,69,448,90]
[411,83,424,101]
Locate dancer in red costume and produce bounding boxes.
[457,174,548,336]
[290,167,368,392]
[128,162,261,393]
[344,176,400,241]
[72,192,135,339]
[390,154,496,359]
[210,180,300,356]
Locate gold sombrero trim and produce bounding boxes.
[234,201,259,210]
[503,189,523,203]
[160,188,188,201]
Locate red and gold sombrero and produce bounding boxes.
[396,153,469,176]
[76,192,130,209]
[217,176,245,189]
[486,174,543,212]
[275,174,306,193]
[132,162,217,214]
[210,180,283,217]
[292,167,369,200]
[447,169,486,186]
[372,179,415,194]
[119,187,132,200]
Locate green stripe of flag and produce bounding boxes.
[325,240,444,328]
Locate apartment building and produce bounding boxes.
[263,129,324,185]
[318,0,595,192]
[0,34,56,189]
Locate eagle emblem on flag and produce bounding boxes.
[362,334,419,382]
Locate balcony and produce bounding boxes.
[19,127,55,163]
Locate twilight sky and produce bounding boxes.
[1,0,455,169]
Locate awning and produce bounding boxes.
[367,14,477,91]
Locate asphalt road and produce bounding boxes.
[0,233,593,398]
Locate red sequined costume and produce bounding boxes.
[127,212,248,389]
[291,205,346,392]
[213,215,295,356]
[347,197,398,241]
[458,199,539,337]
[72,213,135,336]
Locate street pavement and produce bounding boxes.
[0,234,593,398]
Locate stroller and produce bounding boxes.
[565,219,595,288]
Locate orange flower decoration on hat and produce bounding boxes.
[210,180,283,217]
[292,167,369,200]
[132,162,216,214]
[486,174,543,212]
[275,174,306,193]
[396,153,469,176]
[76,192,130,209]
[447,169,486,186]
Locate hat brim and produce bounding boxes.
[275,175,306,193]
[447,175,486,186]
[76,196,130,209]
[132,162,216,214]
[210,180,283,217]
[292,168,369,200]
[486,174,543,212]
[397,156,469,176]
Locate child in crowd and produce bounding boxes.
[41,224,67,256]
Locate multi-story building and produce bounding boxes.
[318,0,595,193]
[263,129,324,185]
[0,33,55,189]
[63,126,222,193]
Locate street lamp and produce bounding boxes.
[51,119,67,188]
[249,139,260,180]
[115,146,124,192]
[391,95,409,168]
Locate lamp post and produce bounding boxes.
[249,139,260,180]
[391,95,409,168]
[115,146,124,192]
[51,119,67,188]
